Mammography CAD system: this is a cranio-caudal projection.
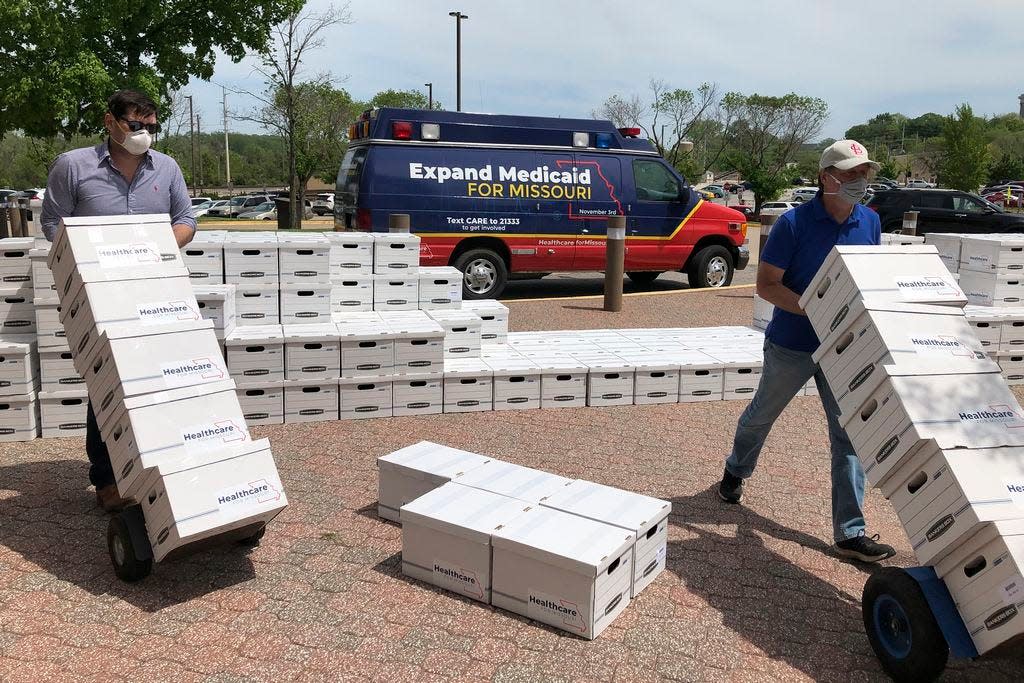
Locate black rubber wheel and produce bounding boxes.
[862,568,949,682]
[453,248,509,299]
[108,514,152,582]
[238,524,267,547]
[627,272,663,286]
[687,245,734,289]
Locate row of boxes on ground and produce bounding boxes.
[46,215,288,560]
[181,231,421,283]
[378,441,670,639]
[800,244,1024,655]
[923,232,1024,275]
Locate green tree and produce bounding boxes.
[369,89,437,110]
[723,92,829,213]
[989,154,1024,184]
[293,84,361,205]
[0,0,304,138]
[938,103,989,191]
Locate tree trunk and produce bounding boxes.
[288,117,298,231]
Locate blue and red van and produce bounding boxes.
[336,107,749,298]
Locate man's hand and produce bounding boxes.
[756,261,806,316]
[172,224,195,248]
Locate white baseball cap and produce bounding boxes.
[819,139,880,171]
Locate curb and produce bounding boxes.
[506,283,755,304]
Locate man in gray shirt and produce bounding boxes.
[41,89,197,512]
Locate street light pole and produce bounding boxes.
[186,95,196,197]
[448,11,468,112]
[425,82,433,110]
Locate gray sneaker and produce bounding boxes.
[834,533,896,563]
[718,468,743,504]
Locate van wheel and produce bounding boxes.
[687,245,734,288]
[454,249,508,299]
[627,272,662,286]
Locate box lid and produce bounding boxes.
[324,232,375,245]
[443,358,492,377]
[0,337,35,353]
[491,505,635,577]
[377,441,492,481]
[374,233,420,244]
[280,283,332,293]
[541,480,670,535]
[122,379,237,410]
[225,324,285,345]
[0,238,34,252]
[277,233,329,247]
[426,310,480,324]
[454,460,571,502]
[191,284,235,299]
[282,324,339,343]
[534,357,589,374]
[224,231,279,245]
[581,359,633,373]
[460,299,508,314]
[400,482,531,544]
[484,358,540,376]
[95,318,214,343]
[336,320,396,341]
[372,273,418,283]
[388,319,445,339]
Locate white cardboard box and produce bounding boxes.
[47,215,188,296]
[39,349,84,393]
[813,300,990,419]
[101,379,249,498]
[192,284,237,338]
[180,233,225,283]
[752,293,774,331]
[959,236,1024,275]
[537,357,588,409]
[234,283,280,326]
[391,318,445,376]
[586,361,635,407]
[486,358,541,411]
[373,273,419,311]
[455,459,572,503]
[540,480,670,597]
[1000,315,1024,353]
[461,299,509,343]
[924,232,966,274]
[965,306,1004,349]
[140,438,286,562]
[632,361,680,405]
[283,324,340,381]
[223,233,279,285]
[843,365,1024,487]
[400,482,530,604]
[330,276,374,313]
[338,320,396,379]
[418,266,463,309]
[429,310,482,357]
[393,373,443,416]
[881,442,1024,566]
[30,247,56,301]
[34,300,69,350]
[0,337,37,396]
[443,358,493,413]
[0,391,37,441]
[491,506,634,640]
[283,378,338,423]
[339,378,393,420]
[38,389,87,438]
[280,284,332,325]
[326,231,374,276]
[0,238,33,286]
[373,233,421,274]
[376,441,493,522]
[236,382,284,426]
[0,286,36,334]
[934,520,1024,656]
[798,245,967,340]
[958,270,1024,307]
[225,324,285,386]
[277,232,330,284]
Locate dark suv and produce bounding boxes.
[867,188,1024,234]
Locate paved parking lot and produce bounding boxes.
[2,285,1019,682]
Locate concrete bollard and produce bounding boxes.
[389,213,411,233]
[901,210,919,235]
[759,213,777,254]
[604,215,626,312]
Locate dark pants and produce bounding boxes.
[86,402,115,489]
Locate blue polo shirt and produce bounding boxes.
[761,195,880,352]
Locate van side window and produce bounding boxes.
[633,160,680,202]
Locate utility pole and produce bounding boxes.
[449,11,468,111]
[186,95,196,197]
[223,86,232,193]
[196,115,202,193]
[425,82,433,110]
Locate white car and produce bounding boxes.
[237,202,277,220]
[906,179,937,188]
[791,187,818,202]
[311,193,334,216]
[193,199,228,218]
[758,201,799,218]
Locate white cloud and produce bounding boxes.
[185,0,1024,146]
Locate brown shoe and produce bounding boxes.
[95,484,126,512]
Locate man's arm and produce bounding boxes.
[40,154,75,242]
[756,261,805,316]
[168,164,197,248]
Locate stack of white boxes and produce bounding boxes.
[800,243,1024,655]
[181,231,226,283]
[418,266,462,310]
[958,235,1024,307]
[0,238,41,440]
[325,232,374,315]
[279,233,332,325]
[427,309,482,358]
[50,215,286,560]
[373,233,421,312]
[225,232,279,325]
[380,441,669,640]
[461,299,509,344]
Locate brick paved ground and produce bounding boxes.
[2,285,1023,682]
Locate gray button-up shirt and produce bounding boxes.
[40,141,196,242]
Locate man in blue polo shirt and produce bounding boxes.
[718,140,896,563]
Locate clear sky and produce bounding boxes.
[184,0,1024,142]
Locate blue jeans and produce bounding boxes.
[725,339,866,543]
[86,402,115,489]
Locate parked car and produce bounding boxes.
[700,185,727,199]
[238,201,277,220]
[190,196,213,207]
[868,183,892,193]
[758,201,799,219]
[0,189,21,203]
[906,179,936,188]
[791,187,818,202]
[985,191,1024,208]
[311,192,335,215]
[875,177,899,189]
[694,188,716,201]
[981,184,1024,196]
[791,177,811,187]
[193,199,229,218]
[867,188,1024,234]
[729,205,757,220]
[210,194,274,217]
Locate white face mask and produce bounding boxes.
[825,172,868,205]
[113,127,152,156]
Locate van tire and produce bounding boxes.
[627,272,662,286]
[687,245,734,288]
[454,248,508,299]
